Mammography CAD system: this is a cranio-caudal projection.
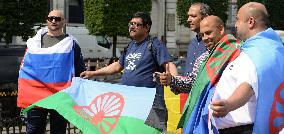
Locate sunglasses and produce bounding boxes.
[47,16,63,22]
[128,22,144,28]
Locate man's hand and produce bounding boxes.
[80,71,95,79]
[210,83,254,118]
[210,99,232,118]
[159,63,172,86]
[159,72,172,86]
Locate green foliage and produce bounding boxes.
[237,0,284,30]
[176,0,191,27]
[84,0,152,56]
[176,0,228,27]
[0,0,48,44]
[84,0,152,37]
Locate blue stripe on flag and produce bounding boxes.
[184,83,216,134]
[64,78,156,121]
[19,52,74,83]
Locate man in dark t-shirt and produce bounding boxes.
[80,12,177,131]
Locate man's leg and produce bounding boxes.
[26,108,48,134]
[49,109,67,134]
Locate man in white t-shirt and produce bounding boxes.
[210,2,284,134]
[211,52,258,132]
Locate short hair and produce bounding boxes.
[133,12,152,32]
[191,2,212,19]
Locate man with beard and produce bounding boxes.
[80,12,177,132]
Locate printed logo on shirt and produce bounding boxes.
[229,64,234,70]
[125,52,141,71]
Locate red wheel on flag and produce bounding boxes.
[269,81,284,133]
[74,92,125,134]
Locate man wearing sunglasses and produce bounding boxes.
[80,12,177,132]
[17,10,85,134]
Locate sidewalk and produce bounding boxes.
[0,123,82,134]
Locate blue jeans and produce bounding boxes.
[26,108,67,134]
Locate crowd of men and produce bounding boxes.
[17,1,284,134]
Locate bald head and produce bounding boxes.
[48,10,65,19]
[201,16,224,28]
[200,15,225,50]
[235,2,269,40]
[240,2,269,27]
[47,10,65,36]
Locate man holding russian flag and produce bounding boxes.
[17,10,85,134]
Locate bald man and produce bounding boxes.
[200,16,227,50]
[210,2,284,133]
[159,15,239,95]
[158,15,241,132]
[17,10,85,134]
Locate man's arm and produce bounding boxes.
[73,41,86,76]
[210,82,255,117]
[80,61,123,79]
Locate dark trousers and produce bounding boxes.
[219,124,253,134]
[26,108,67,134]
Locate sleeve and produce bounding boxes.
[73,41,86,77]
[119,49,126,67]
[169,52,208,94]
[152,38,172,66]
[170,74,194,94]
[235,52,258,98]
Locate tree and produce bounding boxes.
[0,0,48,45]
[176,0,228,27]
[237,0,284,30]
[84,0,152,57]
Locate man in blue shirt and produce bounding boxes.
[185,2,211,75]
[80,12,177,132]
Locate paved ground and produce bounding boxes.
[0,124,82,134]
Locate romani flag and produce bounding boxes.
[179,34,241,133]
[17,28,75,108]
[241,28,284,134]
[23,77,161,134]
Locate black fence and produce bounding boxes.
[0,47,25,134]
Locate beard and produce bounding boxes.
[48,25,63,32]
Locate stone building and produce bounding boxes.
[5,0,236,57]
[49,0,196,57]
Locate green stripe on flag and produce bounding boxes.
[178,34,241,128]
[111,116,161,134]
[23,92,161,134]
[23,92,101,133]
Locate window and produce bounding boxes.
[69,0,84,23]
[96,36,111,49]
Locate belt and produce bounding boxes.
[219,124,254,134]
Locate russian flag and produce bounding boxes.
[17,29,75,108]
